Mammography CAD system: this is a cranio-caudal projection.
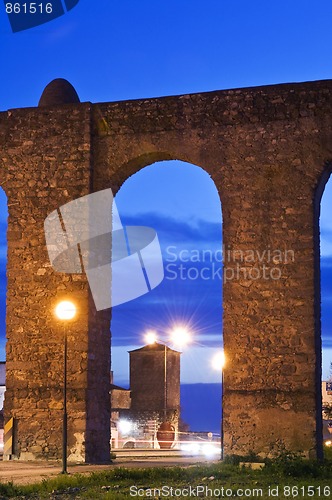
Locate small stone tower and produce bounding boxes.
[129,343,180,426]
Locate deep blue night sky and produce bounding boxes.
[0,0,331,432]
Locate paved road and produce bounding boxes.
[0,456,217,485]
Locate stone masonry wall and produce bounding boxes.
[91,80,332,458]
[0,103,110,462]
[0,79,332,460]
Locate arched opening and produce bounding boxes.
[0,186,8,451]
[319,171,332,455]
[110,159,223,453]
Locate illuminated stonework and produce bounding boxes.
[1,79,331,461]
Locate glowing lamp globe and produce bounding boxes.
[55,301,76,321]
[171,326,191,347]
[145,330,157,344]
[212,351,226,371]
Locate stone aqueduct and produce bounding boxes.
[0,78,331,462]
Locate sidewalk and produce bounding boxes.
[0,455,215,485]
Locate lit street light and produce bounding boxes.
[55,300,76,474]
[55,301,76,321]
[212,350,226,461]
[170,326,191,347]
[212,351,225,372]
[145,330,157,345]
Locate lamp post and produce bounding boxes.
[168,327,191,422]
[212,350,226,461]
[144,326,191,442]
[55,300,76,475]
[164,342,167,421]
[144,330,169,420]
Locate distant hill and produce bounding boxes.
[180,383,221,434]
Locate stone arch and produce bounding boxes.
[2,78,332,462]
[111,157,224,438]
[113,152,222,195]
[314,162,332,458]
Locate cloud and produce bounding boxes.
[323,338,332,348]
[111,253,222,348]
[322,348,332,379]
[111,214,332,350]
[321,257,332,305]
[120,212,222,249]
[321,229,332,258]
[112,213,223,348]
[0,337,5,361]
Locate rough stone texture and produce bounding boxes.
[38,79,80,107]
[124,409,179,448]
[129,343,180,412]
[1,79,332,460]
[0,103,111,463]
[110,386,131,411]
[111,345,180,449]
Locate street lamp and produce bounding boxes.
[145,330,157,345]
[170,326,191,348]
[144,330,169,421]
[165,326,191,420]
[144,329,165,418]
[212,350,226,460]
[55,300,76,474]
